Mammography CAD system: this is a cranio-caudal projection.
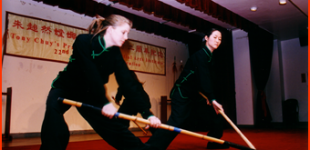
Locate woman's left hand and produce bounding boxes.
[212,100,224,114]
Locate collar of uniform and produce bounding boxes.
[202,45,212,62]
[91,35,112,59]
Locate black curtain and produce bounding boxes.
[212,29,235,128]
[33,0,259,44]
[248,29,274,127]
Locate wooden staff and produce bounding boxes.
[59,97,255,150]
[111,96,148,135]
[133,120,148,136]
[199,92,256,150]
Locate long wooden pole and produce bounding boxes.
[199,92,256,150]
[111,95,148,135]
[133,120,148,135]
[59,97,255,150]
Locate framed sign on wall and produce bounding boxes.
[120,40,166,75]
[4,12,87,63]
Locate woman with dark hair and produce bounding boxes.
[146,28,228,149]
[40,14,161,150]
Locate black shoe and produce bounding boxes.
[145,143,161,150]
[206,142,229,149]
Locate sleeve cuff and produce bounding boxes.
[103,102,111,106]
[141,110,153,119]
[147,115,155,119]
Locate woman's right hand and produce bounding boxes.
[101,103,117,119]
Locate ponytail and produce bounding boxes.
[87,14,132,39]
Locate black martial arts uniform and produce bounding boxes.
[40,34,152,150]
[146,45,225,150]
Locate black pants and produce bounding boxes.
[40,88,149,150]
[146,89,224,150]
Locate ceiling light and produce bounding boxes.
[279,0,287,5]
[188,29,196,33]
[250,6,257,11]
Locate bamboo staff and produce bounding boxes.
[59,97,255,150]
[111,96,148,135]
[133,120,148,135]
[199,92,256,150]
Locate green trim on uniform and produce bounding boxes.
[104,102,111,106]
[173,70,195,99]
[180,70,194,84]
[202,47,212,62]
[63,56,76,71]
[91,36,109,59]
[69,56,75,62]
[177,86,188,99]
[147,115,154,119]
[51,76,59,88]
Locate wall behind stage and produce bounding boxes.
[279,38,308,122]
[2,0,188,134]
[233,28,308,125]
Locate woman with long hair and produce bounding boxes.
[40,14,161,150]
